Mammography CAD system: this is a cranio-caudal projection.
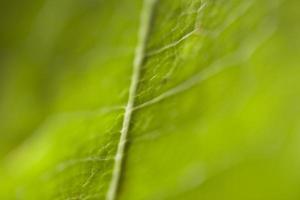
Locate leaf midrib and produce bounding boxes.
[105,0,158,200]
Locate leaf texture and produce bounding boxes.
[1,0,300,199]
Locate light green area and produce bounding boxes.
[1,0,300,199]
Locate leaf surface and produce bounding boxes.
[0,0,300,199]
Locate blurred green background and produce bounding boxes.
[0,0,139,158]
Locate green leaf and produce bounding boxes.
[1,0,300,199]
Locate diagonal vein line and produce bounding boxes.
[134,21,276,111]
[145,2,207,57]
[146,29,197,57]
[105,0,158,200]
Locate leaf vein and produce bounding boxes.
[105,0,158,200]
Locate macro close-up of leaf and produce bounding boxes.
[0,0,300,199]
